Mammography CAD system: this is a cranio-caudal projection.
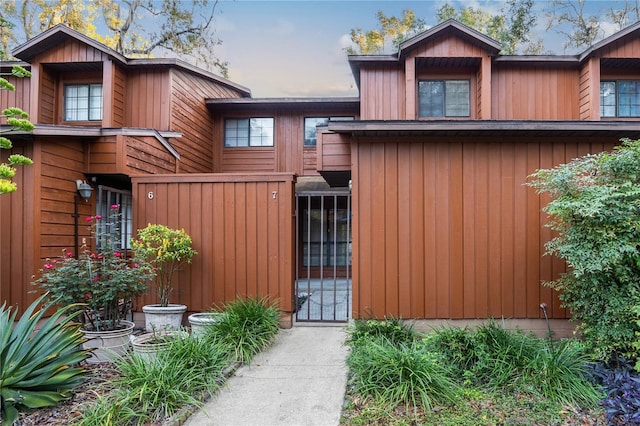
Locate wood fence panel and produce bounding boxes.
[132,173,296,313]
[352,136,617,320]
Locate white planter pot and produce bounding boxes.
[130,330,186,363]
[188,312,225,338]
[142,304,187,332]
[81,320,135,364]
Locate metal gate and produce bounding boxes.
[295,191,352,322]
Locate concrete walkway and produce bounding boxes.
[183,325,349,426]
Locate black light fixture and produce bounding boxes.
[76,180,93,200]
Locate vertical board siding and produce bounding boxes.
[132,174,295,313]
[213,105,358,176]
[37,39,109,63]
[352,136,616,320]
[112,64,126,127]
[170,70,242,173]
[126,70,170,130]
[492,65,580,119]
[0,143,35,310]
[359,64,405,120]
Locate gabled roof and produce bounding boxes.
[12,24,251,97]
[399,19,501,57]
[579,20,640,61]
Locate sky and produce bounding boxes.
[210,0,622,98]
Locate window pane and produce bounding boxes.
[445,80,470,117]
[249,118,274,146]
[304,117,328,146]
[224,118,249,147]
[618,81,640,117]
[600,82,617,117]
[418,81,444,117]
[64,84,102,121]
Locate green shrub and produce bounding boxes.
[0,294,89,425]
[347,337,460,410]
[524,339,603,407]
[346,317,416,347]
[206,297,280,363]
[422,325,478,375]
[528,138,640,362]
[78,333,228,425]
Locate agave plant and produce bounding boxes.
[0,293,89,425]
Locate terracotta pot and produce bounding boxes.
[81,320,135,364]
[142,304,187,332]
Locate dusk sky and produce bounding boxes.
[212,0,622,98]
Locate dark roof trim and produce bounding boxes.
[13,24,128,64]
[328,120,640,137]
[11,24,251,97]
[3,125,182,159]
[399,19,502,57]
[580,21,640,61]
[494,56,580,66]
[206,97,360,112]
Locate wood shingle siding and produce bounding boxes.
[132,174,296,313]
[351,136,615,320]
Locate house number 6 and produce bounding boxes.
[148,192,154,200]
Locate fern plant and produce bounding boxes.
[0,294,89,425]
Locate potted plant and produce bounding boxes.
[34,205,154,363]
[132,224,197,331]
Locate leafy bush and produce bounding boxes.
[589,358,640,425]
[206,297,280,363]
[422,325,480,376]
[346,317,416,347]
[78,333,228,425]
[347,337,460,410]
[0,294,89,424]
[528,138,640,362]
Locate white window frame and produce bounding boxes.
[64,83,103,121]
[224,118,274,147]
[418,79,470,118]
[96,185,132,251]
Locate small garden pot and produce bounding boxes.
[130,330,187,363]
[188,312,225,338]
[142,304,187,332]
[81,320,135,364]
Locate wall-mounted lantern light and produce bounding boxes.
[76,180,93,200]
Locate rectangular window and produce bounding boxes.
[96,186,132,251]
[64,83,103,121]
[224,118,274,147]
[304,116,354,146]
[418,80,470,118]
[601,80,640,117]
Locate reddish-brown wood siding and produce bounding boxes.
[38,66,56,124]
[0,142,36,310]
[125,135,177,175]
[132,174,296,313]
[40,139,91,260]
[0,73,30,114]
[88,135,118,174]
[351,136,615,320]
[579,58,600,120]
[169,70,235,173]
[214,106,358,176]
[598,37,640,57]
[492,65,579,119]
[112,64,126,127]
[36,39,110,63]
[317,131,351,171]
[126,70,170,129]
[359,63,405,120]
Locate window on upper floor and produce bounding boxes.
[224,118,274,147]
[64,83,103,121]
[418,80,470,118]
[601,80,640,118]
[304,117,354,146]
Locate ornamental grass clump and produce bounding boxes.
[206,297,280,363]
[0,294,89,425]
[131,224,197,307]
[346,317,416,348]
[33,205,153,331]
